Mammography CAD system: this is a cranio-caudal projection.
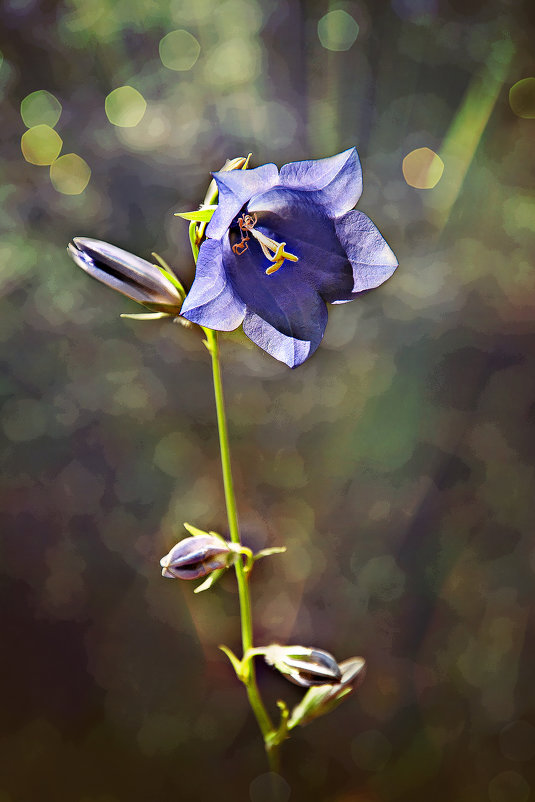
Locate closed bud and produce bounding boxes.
[68,238,184,313]
[160,534,234,580]
[288,656,366,728]
[262,644,342,688]
[202,155,250,207]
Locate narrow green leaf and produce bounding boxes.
[253,546,287,562]
[194,568,225,593]
[183,522,210,538]
[175,206,217,222]
[219,645,244,679]
[151,253,186,299]
[120,312,172,320]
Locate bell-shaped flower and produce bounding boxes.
[288,656,366,728]
[160,534,235,580]
[262,644,342,687]
[68,238,184,314]
[180,148,398,367]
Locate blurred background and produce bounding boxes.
[1,0,535,800]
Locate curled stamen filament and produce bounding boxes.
[232,214,298,275]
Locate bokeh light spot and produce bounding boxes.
[205,39,260,87]
[105,86,147,128]
[21,124,62,165]
[159,29,200,71]
[402,147,444,189]
[488,771,530,802]
[50,153,91,194]
[509,77,535,119]
[351,729,392,771]
[318,9,359,51]
[20,89,62,128]
[249,772,291,802]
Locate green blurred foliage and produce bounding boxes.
[1,0,535,800]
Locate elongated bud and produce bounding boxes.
[68,238,184,313]
[160,534,235,580]
[202,155,250,207]
[288,656,366,728]
[262,644,342,688]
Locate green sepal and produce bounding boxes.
[266,700,290,749]
[188,220,199,261]
[253,546,287,562]
[174,206,217,223]
[288,682,353,729]
[219,644,245,681]
[151,252,187,299]
[182,522,228,545]
[120,312,173,320]
[182,522,211,538]
[202,336,215,354]
[194,568,225,594]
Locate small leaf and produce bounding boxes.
[254,546,287,562]
[183,522,210,538]
[219,645,244,679]
[208,529,231,544]
[151,253,187,299]
[120,312,173,320]
[175,206,217,222]
[194,568,225,593]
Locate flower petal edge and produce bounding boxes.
[181,239,246,330]
[335,210,398,294]
[279,148,362,218]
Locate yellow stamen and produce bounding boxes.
[249,229,298,275]
[232,213,298,275]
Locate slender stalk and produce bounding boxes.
[205,327,280,771]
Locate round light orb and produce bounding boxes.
[159,29,200,71]
[318,9,359,52]
[105,86,147,128]
[21,90,62,128]
[402,147,444,189]
[50,153,91,194]
[509,77,535,119]
[21,124,62,165]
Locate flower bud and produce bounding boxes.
[288,656,366,728]
[201,155,250,207]
[262,644,342,688]
[160,534,234,580]
[68,238,184,313]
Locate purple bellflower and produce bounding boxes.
[180,148,398,367]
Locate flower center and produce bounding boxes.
[231,213,299,275]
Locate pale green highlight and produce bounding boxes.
[50,153,91,194]
[436,48,514,228]
[21,125,62,165]
[105,86,147,128]
[402,147,444,189]
[317,9,359,52]
[159,29,200,71]
[509,77,535,119]
[20,90,62,128]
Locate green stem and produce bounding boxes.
[206,328,280,772]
